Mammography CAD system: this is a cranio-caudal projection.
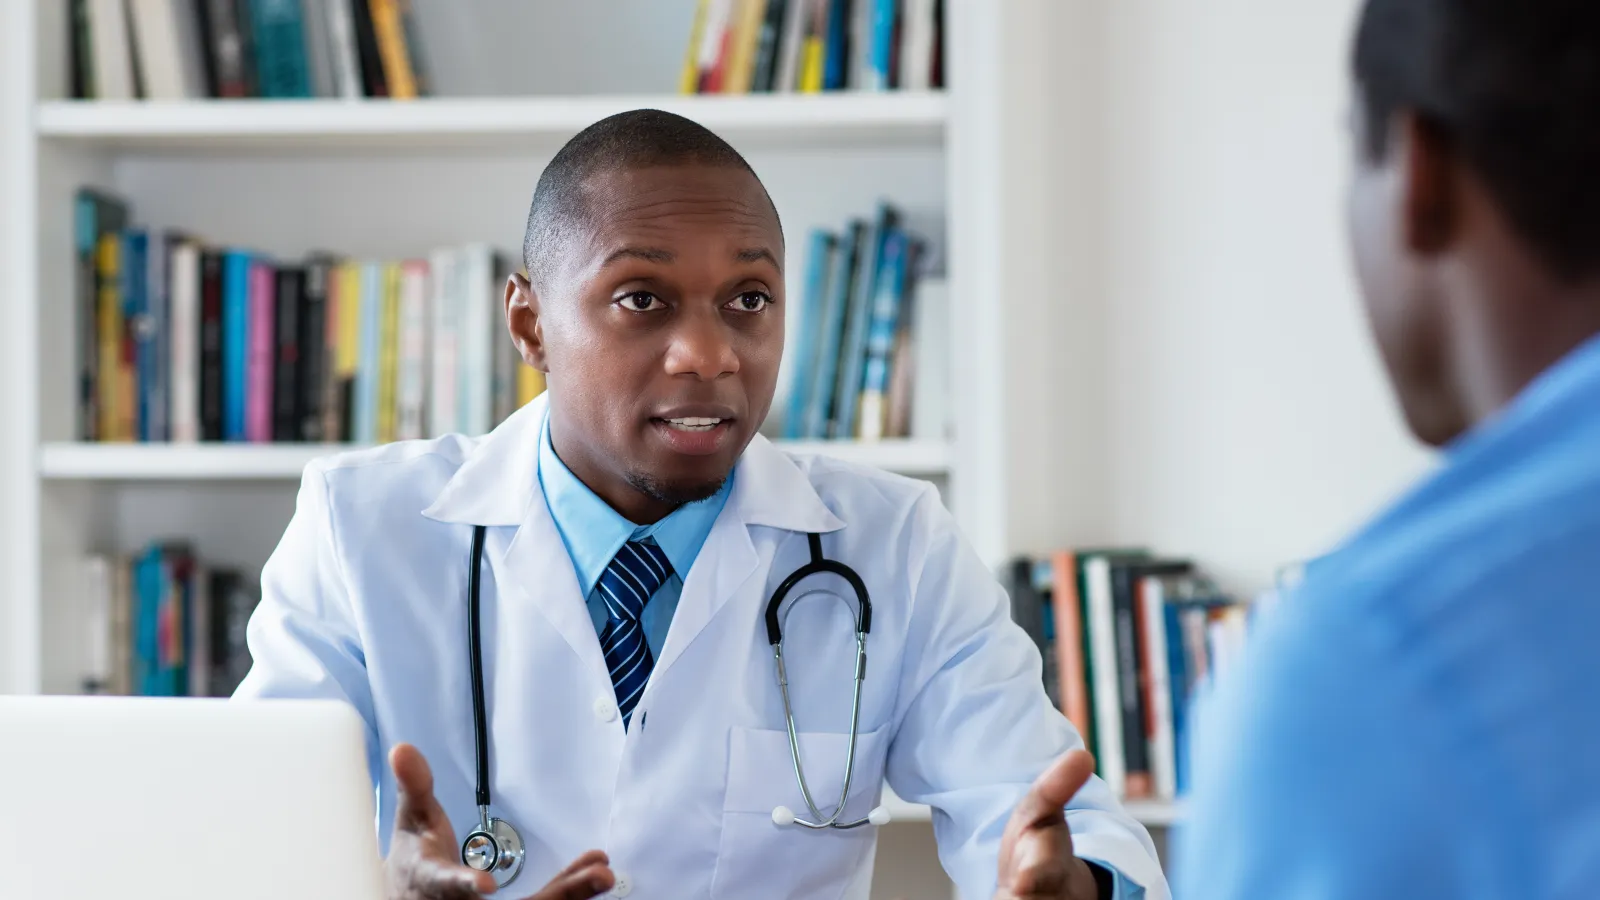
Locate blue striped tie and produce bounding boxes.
[597,541,672,727]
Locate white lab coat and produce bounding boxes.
[237,396,1166,900]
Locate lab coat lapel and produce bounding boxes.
[651,435,845,682]
[422,396,609,682]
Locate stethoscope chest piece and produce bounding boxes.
[462,812,525,889]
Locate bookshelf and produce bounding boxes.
[1,1,1178,897]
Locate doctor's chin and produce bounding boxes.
[9,1,1600,900]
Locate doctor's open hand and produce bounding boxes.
[384,744,615,900]
[993,750,1105,900]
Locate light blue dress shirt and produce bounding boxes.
[538,423,733,657]
[1175,332,1600,898]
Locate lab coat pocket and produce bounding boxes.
[710,724,891,899]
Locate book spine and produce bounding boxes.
[703,0,735,93]
[800,0,827,92]
[350,0,388,96]
[199,251,225,440]
[1111,564,1152,798]
[1084,556,1125,796]
[88,0,138,99]
[395,260,428,441]
[367,0,417,99]
[775,0,807,92]
[169,242,200,443]
[222,252,250,441]
[1050,552,1092,749]
[1140,577,1177,800]
[299,259,329,441]
[250,0,313,98]
[376,263,400,443]
[323,0,363,98]
[355,262,382,443]
[806,220,858,438]
[834,204,897,438]
[298,0,335,96]
[856,228,909,441]
[1166,603,1193,795]
[203,0,252,97]
[245,260,276,443]
[680,0,711,94]
[782,230,835,439]
[459,247,493,436]
[427,248,457,437]
[127,0,189,99]
[867,0,893,90]
[123,231,149,443]
[332,262,363,441]
[273,266,304,440]
[823,0,850,90]
[724,0,765,94]
[149,233,173,442]
[70,0,95,99]
[97,235,123,442]
[752,0,788,91]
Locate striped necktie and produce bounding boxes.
[597,541,673,727]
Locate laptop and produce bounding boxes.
[0,696,384,900]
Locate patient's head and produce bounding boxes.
[1348,0,1600,446]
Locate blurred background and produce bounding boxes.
[0,1,1433,895]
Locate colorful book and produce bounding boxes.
[122,230,149,443]
[806,220,861,438]
[376,262,401,443]
[248,0,314,98]
[96,233,125,441]
[222,251,252,441]
[855,228,910,440]
[329,262,363,441]
[782,230,837,439]
[169,239,201,443]
[367,0,418,99]
[75,189,129,441]
[245,259,277,443]
[354,262,383,444]
[799,0,827,92]
[395,260,429,441]
[833,203,898,438]
[681,0,712,93]
[823,0,851,90]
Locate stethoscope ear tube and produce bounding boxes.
[765,532,873,645]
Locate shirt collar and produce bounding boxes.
[537,417,734,595]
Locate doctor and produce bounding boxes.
[237,109,1164,900]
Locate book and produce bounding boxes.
[199,250,226,441]
[198,0,254,97]
[273,265,305,440]
[245,258,277,443]
[782,230,837,439]
[1110,559,1190,799]
[169,239,201,442]
[330,261,363,441]
[248,0,314,98]
[368,0,418,99]
[774,0,808,92]
[350,0,387,97]
[680,0,712,94]
[427,247,458,437]
[321,0,363,98]
[751,0,789,91]
[457,246,497,437]
[127,0,202,99]
[123,230,149,442]
[354,261,383,443]
[1050,551,1093,751]
[724,0,766,94]
[831,203,897,438]
[799,0,827,92]
[70,0,95,99]
[395,259,429,441]
[806,219,861,438]
[299,257,333,441]
[856,229,912,440]
[75,189,129,441]
[375,262,400,443]
[88,0,138,99]
[822,0,851,90]
[222,251,252,441]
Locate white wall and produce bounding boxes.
[0,0,24,693]
[1087,0,1435,593]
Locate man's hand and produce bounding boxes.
[384,743,615,899]
[993,750,1104,900]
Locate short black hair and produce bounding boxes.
[1354,0,1600,280]
[522,109,777,288]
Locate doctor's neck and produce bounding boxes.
[506,109,786,525]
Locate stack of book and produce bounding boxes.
[783,202,930,441]
[79,544,260,698]
[681,0,944,94]
[70,0,429,101]
[1003,551,1252,803]
[75,188,543,445]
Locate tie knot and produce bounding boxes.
[598,541,673,623]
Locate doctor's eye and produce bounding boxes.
[726,290,773,313]
[617,291,665,312]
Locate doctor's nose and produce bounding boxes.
[664,315,740,381]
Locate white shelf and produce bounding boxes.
[37,439,953,482]
[35,93,947,154]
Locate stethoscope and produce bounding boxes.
[457,526,887,890]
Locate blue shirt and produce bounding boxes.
[538,423,733,656]
[1175,333,1600,899]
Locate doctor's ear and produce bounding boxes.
[505,272,548,372]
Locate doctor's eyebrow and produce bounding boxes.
[734,247,780,268]
[602,246,676,267]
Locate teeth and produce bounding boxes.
[665,417,723,432]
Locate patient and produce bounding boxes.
[1175,0,1600,897]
